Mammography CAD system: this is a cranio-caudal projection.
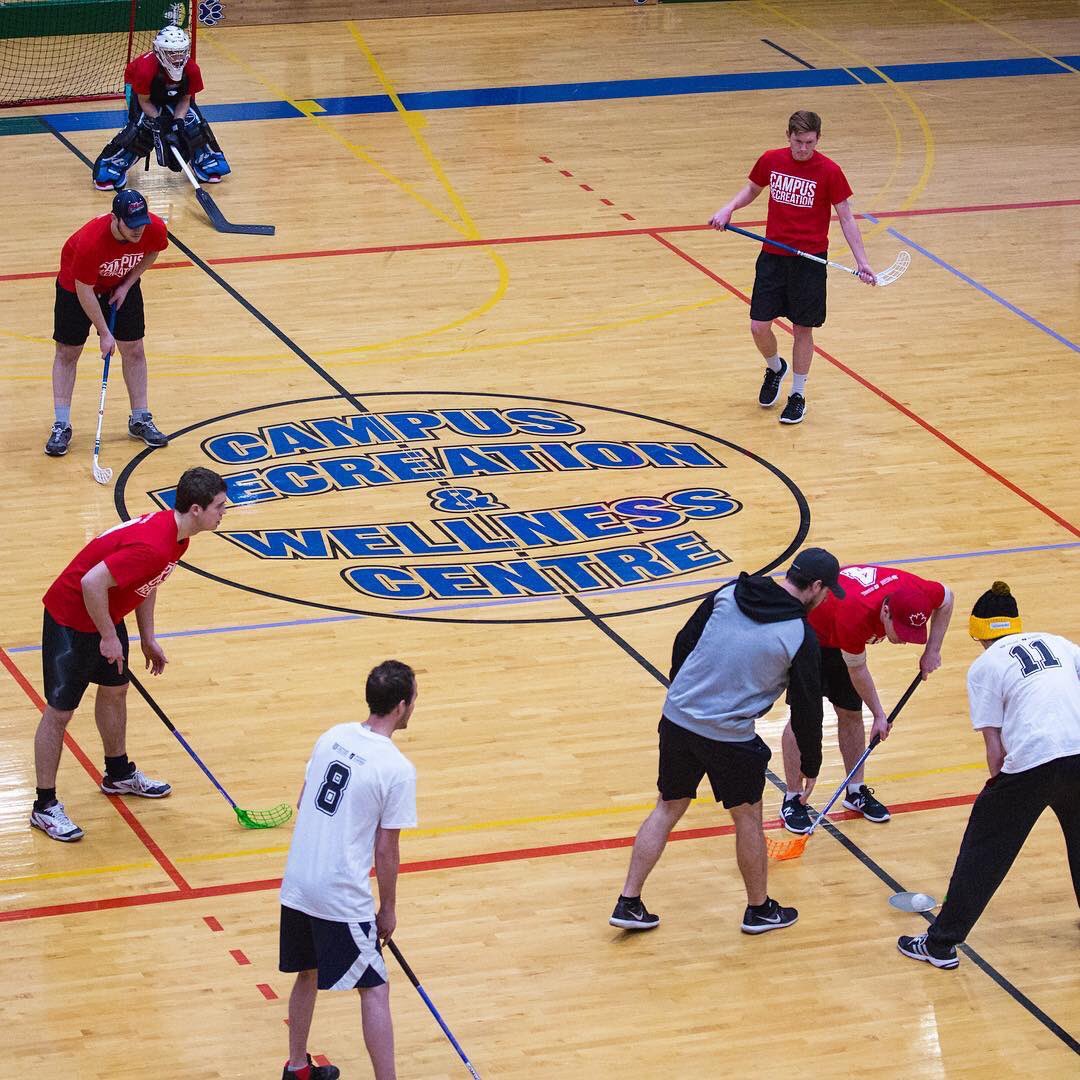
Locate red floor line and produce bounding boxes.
[1,199,1075,285]
[649,231,1080,538]
[0,645,192,893]
[0,792,979,925]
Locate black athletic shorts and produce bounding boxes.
[818,647,864,711]
[749,250,827,327]
[279,905,388,991]
[41,608,129,711]
[657,716,771,808]
[53,279,145,346]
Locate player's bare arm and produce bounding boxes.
[709,181,764,230]
[112,249,160,309]
[844,653,890,741]
[834,199,876,284]
[74,279,115,354]
[80,561,123,671]
[134,591,167,675]
[374,826,401,942]
[920,586,955,677]
[981,728,1006,778]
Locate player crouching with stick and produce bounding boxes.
[30,468,227,842]
[898,583,1080,969]
[609,549,842,935]
[45,190,171,458]
[92,23,230,192]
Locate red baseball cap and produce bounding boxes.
[886,582,932,644]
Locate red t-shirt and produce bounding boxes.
[43,511,189,633]
[125,51,204,97]
[808,566,946,656]
[748,147,853,254]
[57,213,168,294]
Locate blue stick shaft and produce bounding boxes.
[807,672,922,834]
[724,222,806,257]
[387,939,481,1078]
[127,671,239,810]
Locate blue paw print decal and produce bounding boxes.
[198,1,224,25]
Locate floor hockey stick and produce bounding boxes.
[127,671,292,829]
[766,671,923,861]
[91,303,119,485]
[724,222,911,287]
[386,940,482,1079]
[168,145,275,236]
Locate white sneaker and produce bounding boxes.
[100,767,171,798]
[30,801,84,842]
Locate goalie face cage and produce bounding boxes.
[0,2,195,110]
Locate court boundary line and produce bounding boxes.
[1,198,1077,285]
[0,645,191,893]
[650,231,1079,538]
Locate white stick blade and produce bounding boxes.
[876,250,911,287]
[93,463,113,485]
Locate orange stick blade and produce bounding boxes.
[765,834,809,861]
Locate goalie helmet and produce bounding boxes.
[153,24,190,81]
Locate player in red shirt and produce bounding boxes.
[709,111,876,425]
[45,189,171,458]
[92,23,230,192]
[778,564,955,830]
[30,467,227,842]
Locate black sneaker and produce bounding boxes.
[779,392,806,424]
[128,414,169,448]
[843,784,891,822]
[45,422,73,457]
[609,895,660,931]
[779,796,813,835]
[741,896,798,935]
[281,1054,340,1080]
[897,933,959,969]
[758,357,788,407]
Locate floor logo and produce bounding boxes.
[119,392,808,623]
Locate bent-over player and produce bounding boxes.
[899,582,1080,968]
[780,564,954,831]
[30,467,227,842]
[610,548,842,935]
[46,190,171,457]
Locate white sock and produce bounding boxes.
[783,791,801,803]
[848,783,863,795]
[792,373,808,396]
[765,354,782,373]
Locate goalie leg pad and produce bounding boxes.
[92,114,156,190]
[184,104,231,181]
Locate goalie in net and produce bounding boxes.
[93,24,230,191]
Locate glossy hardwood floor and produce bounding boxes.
[0,2,1077,1076]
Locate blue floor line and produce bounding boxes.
[7,540,1077,653]
[863,213,1080,353]
[4,53,1078,137]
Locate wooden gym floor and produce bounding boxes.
[0,2,1077,1076]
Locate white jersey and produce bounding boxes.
[281,722,417,922]
[967,632,1080,774]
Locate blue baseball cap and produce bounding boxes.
[112,189,151,228]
